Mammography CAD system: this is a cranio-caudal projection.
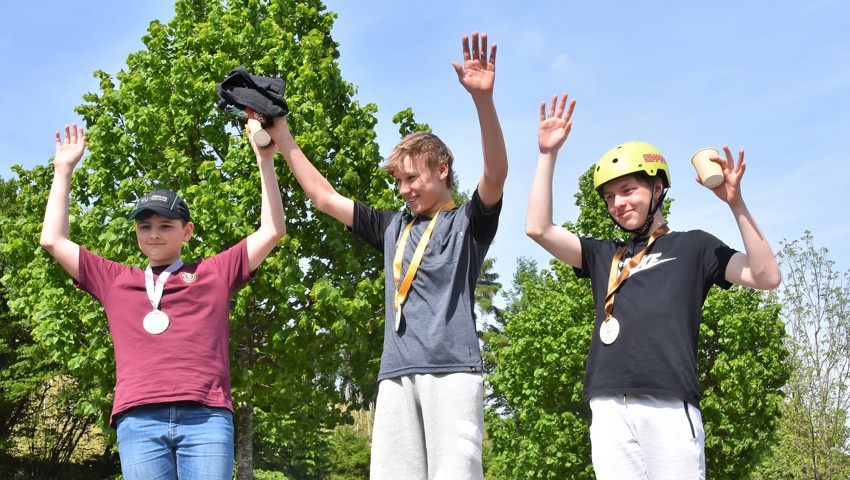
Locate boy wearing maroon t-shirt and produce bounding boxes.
[40,122,286,480]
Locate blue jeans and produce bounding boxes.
[116,402,234,480]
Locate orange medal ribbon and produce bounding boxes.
[601,225,669,344]
[392,200,456,331]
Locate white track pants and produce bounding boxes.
[589,395,705,480]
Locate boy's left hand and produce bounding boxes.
[452,31,496,96]
[705,145,746,205]
[262,115,289,139]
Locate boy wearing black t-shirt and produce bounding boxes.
[525,93,780,479]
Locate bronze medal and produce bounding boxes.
[600,317,620,345]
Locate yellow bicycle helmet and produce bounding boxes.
[593,141,671,235]
[593,141,671,192]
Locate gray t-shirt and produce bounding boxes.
[351,190,502,381]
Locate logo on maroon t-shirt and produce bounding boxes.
[181,272,198,284]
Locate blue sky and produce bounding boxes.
[2,1,849,294]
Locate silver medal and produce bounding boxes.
[143,309,170,335]
[600,317,620,345]
[144,258,183,336]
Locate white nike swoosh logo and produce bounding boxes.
[626,253,676,278]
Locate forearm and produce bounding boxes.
[40,167,74,251]
[730,199,781,289]
[473,95,508,204]
[257,158,286,238]
[272,129,336,208]
[526,152,559,238]
[525,151,583,267]
[40,165,81,279]
[271,127,354,226]
[246,157,286,271]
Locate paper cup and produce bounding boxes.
[247,118,272,147]
[690,147,724,188]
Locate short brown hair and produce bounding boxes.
[383,131,455,190]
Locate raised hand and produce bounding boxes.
[704,146,746,205]
[261,115,290,144]
[54,124,86,171]
[451,32,496,97]
[538,93,576,154]
[247,120,277,164]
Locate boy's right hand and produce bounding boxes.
[54,124,86,170]
[247,121,277,164]
[538,93,576,154]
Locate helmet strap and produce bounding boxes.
[634,188,668,237]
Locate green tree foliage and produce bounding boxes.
[0,176,30,449]
[476,258,503,326]
[753,232,850,479]
[1,180,116,477]
[326,423,371,479]
[485,166,789,478]
[392,107,431,137]
[486,257,595,479]
[478,257,503,376]
[0,1,397,477]
[697,285,788,476]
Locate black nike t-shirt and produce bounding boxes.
[576,230,737,407]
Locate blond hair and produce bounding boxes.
[382,131,455,190]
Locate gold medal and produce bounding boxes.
[143,309,170,335]
[600,317,620,345]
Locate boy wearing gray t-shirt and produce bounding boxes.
[269,31,508,480]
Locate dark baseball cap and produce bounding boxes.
[128,189,190,223]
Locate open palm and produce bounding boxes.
[452,32,496,95]
[54,124,86,169]
[538,93,576,153]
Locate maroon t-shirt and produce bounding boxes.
[75,239,252,426]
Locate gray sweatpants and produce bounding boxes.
[370,372,484,480]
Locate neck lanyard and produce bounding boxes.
[392,200,456,331]
[145,258,184,312]
[600,225,669,344]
